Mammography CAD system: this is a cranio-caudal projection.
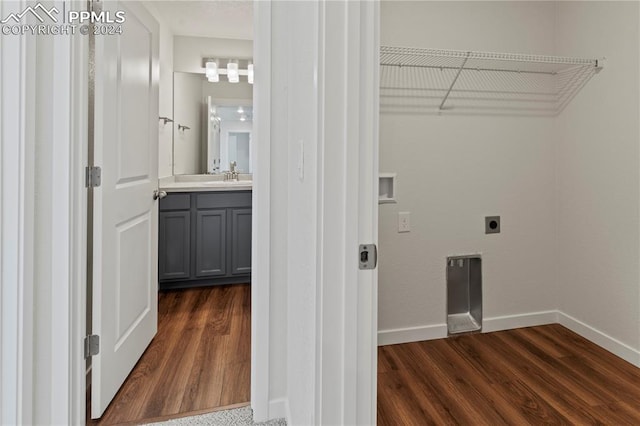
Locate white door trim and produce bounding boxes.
[1,0,87,424]
[251,0,272,421]
[43,1,88,423]
[355,2,380,423]
[314,1,379,424]
[0,1,32,423]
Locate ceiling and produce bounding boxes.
[150,1,253,40]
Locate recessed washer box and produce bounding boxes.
[379,173,397,204]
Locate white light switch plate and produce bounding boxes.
[398,212,410,233]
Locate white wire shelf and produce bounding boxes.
[380,46,603,115]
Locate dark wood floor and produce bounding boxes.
[378,324,640,425]
[89,284,251,425]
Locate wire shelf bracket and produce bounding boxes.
[380,46,604,115]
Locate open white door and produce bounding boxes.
[91,1,159,418]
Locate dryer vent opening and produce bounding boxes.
[447,256,482,335]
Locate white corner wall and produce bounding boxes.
[378,1,559,342]
[157,20,173,178]
[144,3,173,178]
[556,1,640,364]
[172,72,203,174]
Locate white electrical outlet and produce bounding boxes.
[398,212,410,233]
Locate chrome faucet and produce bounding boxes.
[224,161,239,181]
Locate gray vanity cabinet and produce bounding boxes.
[159,211,191,281]
[230,208,252,275]
[159,190,251,289]
[195,210,227,277]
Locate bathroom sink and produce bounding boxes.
[174,174,252,183]
[161,174,253,192]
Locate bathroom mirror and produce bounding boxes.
[172,71,253,175]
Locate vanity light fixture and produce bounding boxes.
[240,115,247,122]
[237,106,244,114]
[201,58,254,84]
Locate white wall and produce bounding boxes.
[262,2,379,423]
[379,1,559,340]
[202,80,252,102]
[157,14,174,178]
[144,2,174,178]
[172,72,203,174]
[556,2,640,361]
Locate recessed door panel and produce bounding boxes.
[195,209,227,277]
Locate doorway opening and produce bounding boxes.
[86,1,256,424]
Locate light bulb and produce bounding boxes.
[227,62,239,83]
[248,63,254,84]
[205,61,218,80]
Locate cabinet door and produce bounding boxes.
[230,208,252,275]
[195,209,227,277]
[159,211,191,280]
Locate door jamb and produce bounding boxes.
[67,0,273,424]
[250,0,272,421]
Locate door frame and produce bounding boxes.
[69,0,274,422]
[0,0,88,423]
[70,0,274,421]
[250,0,272,421]
[5,0,380,423]
[0,1,34,423]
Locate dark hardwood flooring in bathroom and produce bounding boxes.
[88,284,251,425]
[378,324,640,425]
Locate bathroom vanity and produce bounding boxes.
[158,177,252,290]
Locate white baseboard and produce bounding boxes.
[378,324,447,346]
[377,310,640,369]
[268,397,290,423]
[378,311,558,346]
[558,312,640,367]
[378,311,557,346]
[482,310,558,333]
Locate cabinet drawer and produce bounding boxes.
[159,193,191,211]
[196,191,251,209]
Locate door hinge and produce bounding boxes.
[359,244,377,270]
[84,334,100,358]
[85,166,101,188]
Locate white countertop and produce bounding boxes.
[160,175,253,192]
